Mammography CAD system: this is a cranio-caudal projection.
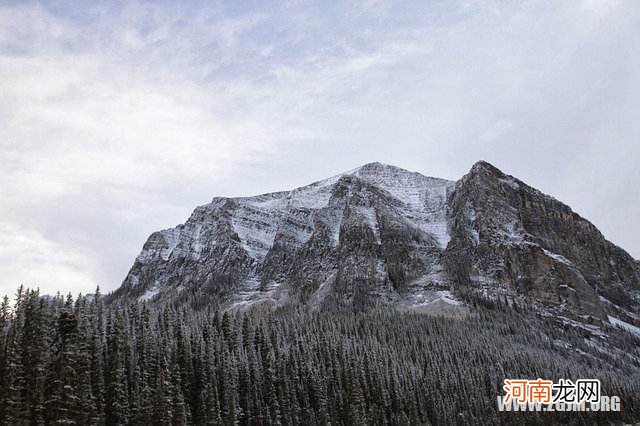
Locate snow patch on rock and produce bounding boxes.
[609,315,640,337]
[140,284,160,301]
[543,249,572,266]
[354,206,380,243]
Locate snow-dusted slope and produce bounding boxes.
[137,162,453,265]
[220,162,454,259]
[352,163,453,248]
[119,162,458,309]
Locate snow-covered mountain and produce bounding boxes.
[114,161,640,334]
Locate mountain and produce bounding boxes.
[113,161,640,336]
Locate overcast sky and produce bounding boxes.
[1,0,639,296]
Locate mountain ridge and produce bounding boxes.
[113,161,640,338]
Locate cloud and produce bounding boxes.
[0,2,280,295]
[0,221,94,294]
[0,0,639,296]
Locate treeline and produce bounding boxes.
[1,285,639,425]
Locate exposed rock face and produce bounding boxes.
[445,161,640,321]
[114,161,640,330]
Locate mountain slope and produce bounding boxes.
[113,161,640,334]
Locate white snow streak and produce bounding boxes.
[609,315,640,337]
[543,249,572,266]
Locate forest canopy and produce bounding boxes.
[1,286,639,425]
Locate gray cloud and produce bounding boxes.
[1,0,638,296]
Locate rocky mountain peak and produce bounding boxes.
[351,161,415,179]
[469,159,501,174]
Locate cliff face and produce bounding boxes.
[114,161,640,331]
[445,161,640,320]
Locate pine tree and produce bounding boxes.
[89,287,106,424]
[75,296,99,424]
[3,285,28,424]
[105,313,129,425]
[45,294,83,424]
[21,289,48,424]
[0,295,10,422]
[152,352,173,426]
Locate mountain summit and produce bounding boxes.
[114,161,640,334]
